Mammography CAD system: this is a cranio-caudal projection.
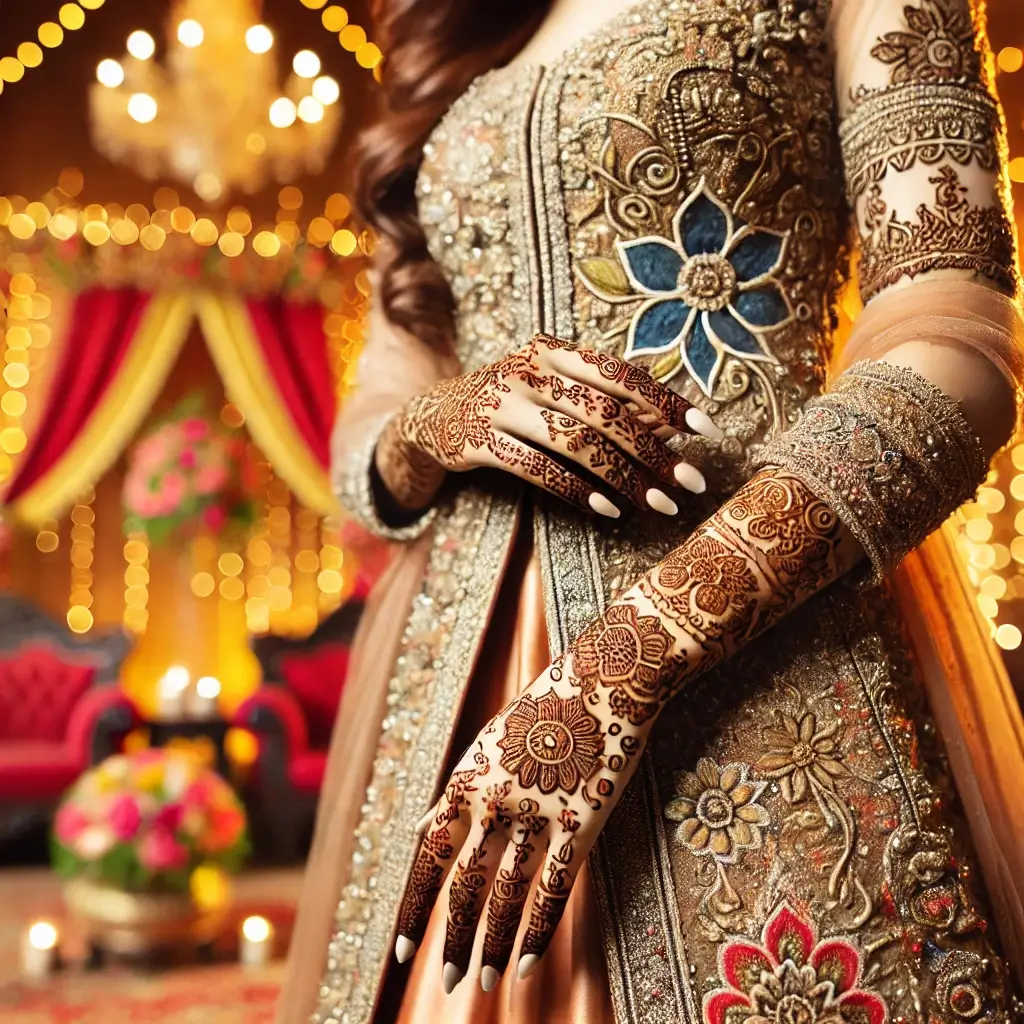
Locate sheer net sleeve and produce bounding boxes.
[829,0,1024,421]
[332,288,458,541]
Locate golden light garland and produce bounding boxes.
[68,493,96,633]
[299,0,383,79]
[0,2,105,97]
[317,515,344,617]
[0,178,370,261]
[123,533,150,635]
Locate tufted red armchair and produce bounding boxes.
[233,600,360,861]
[0,595,136,838]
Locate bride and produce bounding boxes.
[280,0,1024,1021]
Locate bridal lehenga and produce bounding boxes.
[279,1,1024,1022]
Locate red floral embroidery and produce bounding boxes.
[703,903,888,1024]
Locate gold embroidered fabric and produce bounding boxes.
[755,361,986,582]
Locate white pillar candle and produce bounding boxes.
[239,915,273,967]
[157,665,191,720]
[189,676,222,720]
[21,921,59,979]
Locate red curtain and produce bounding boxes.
[4,288,151,503]
[244,298,336,472]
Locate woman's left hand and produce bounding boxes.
[394,648,657,994]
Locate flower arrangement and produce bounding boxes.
[123,397,257,544]
[52,750,249,893]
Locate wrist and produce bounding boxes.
[374,412,446,515]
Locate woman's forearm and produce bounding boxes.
[563,470,864,725]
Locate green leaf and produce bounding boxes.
[575,257,633,301]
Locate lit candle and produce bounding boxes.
[21,921,59,979]
[190,675,222,720]
[239,915,273,967]
[158,665,190,720]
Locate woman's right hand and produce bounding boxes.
[391,334,720,519]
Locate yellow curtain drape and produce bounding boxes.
[10,291,195,525]
[195,291,338,516]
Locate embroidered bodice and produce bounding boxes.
[417,0,845,490]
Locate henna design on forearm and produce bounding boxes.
[839,0,1018,300]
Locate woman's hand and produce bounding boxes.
[394,334,720,518]
[395,600,674,993]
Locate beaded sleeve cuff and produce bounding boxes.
[754,361,987,584]
[335,412,438,543]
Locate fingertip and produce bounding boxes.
[395,935,417,964]
[646,488,679,516]
[481,966,500,992]
[517,953,541,981]
[443,961,464,995]
[588,492,621,519]
[685,406,724,440]
[673,462,707,494]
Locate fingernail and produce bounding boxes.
[414,808,435,834]
[517,954,540,980]
[481,966,500,992]
[674,463,707,494]
[395,936,417,963]
[686,407,724,440]
[443,962,464,994]
[646,488,679,516]
[588,493,621,519]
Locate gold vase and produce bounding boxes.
[63,877,232,955]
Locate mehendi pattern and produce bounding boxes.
[839,0,1019,300]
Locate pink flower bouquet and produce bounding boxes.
[122,397,256,545]
[52,750,249,893]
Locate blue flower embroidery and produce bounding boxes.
[614,179,793,396]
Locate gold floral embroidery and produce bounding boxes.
[756,710,848,804]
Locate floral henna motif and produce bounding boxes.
[570,604,676,724]
[497,690,605,796]
[703,903,888,1024]
[871,0,979,85]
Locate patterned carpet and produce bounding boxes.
[0,867,303,1023]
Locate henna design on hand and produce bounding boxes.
[393,334,705,514]
[497,689,605,796]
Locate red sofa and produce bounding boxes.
[0,595,136,841]
[233,600,361,861]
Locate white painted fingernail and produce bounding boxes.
[395,936,417,963]
[443,962,464,994]
[674,463,707,494]
[414,808,435,834]
[517,954,540,980]
[481,966,500,992]
[646,488,679,516]
[686,407,724,439]
[588,493,621,519]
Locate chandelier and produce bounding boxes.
[88,0,342,203]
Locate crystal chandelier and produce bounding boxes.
[88,0,342,203]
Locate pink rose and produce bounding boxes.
[108,794,142,841]
[54,803,89,844]
[195,463,228,495]
[132,435,171,470]
[149,470,187,516]
[138,827,189,872]
[154,802,184,833]
[179,449,198,470]
[181,418,209,442]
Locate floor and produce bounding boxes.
[0,866,304,1023]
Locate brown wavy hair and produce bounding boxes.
[353,0,551,354]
